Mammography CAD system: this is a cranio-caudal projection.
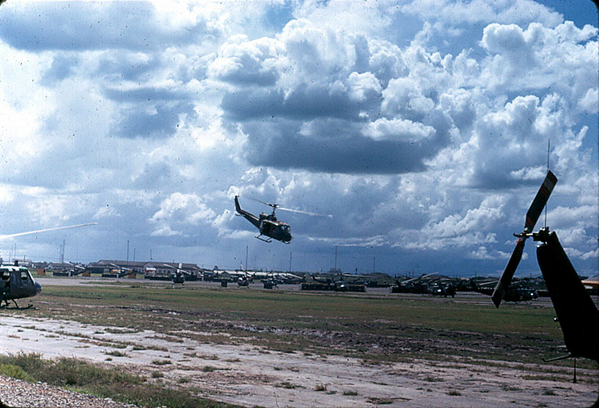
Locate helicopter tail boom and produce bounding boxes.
[234,195,243,214]
[536,230,599,361]
[234,196,261,229]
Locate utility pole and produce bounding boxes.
[126,240,130,262]
[334,245,338,270]
[59,240,65,264]
[289,252,292,272]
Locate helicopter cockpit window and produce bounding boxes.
[282,225,290,232]
[21,270,29,281]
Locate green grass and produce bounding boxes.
[0,353,234,408]
[32,284,561,336]
[10,281,599,378]
[0,363,36,382]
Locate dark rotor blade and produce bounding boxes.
[492,171,558,308]
[524,171,557,233]
[248,197,331,217]
[492,237,526,308]
[248,197,277,208]
[276,206,333,218]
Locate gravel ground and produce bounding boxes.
[0,375,136,408]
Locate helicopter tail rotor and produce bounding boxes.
[492,171,557,308]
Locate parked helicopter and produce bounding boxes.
[0,222,97,309]
[491,171,599,365]
[234,195,330,243]
[471,279,538,303]
[391,273,438,294]
[0,263,42,309]
[163,263,188,284]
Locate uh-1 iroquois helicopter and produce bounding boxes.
[0,223,97,309]
[234,195,331,243]
[162,263,190,284]
[491,171,599,371]
[470,278,539,303]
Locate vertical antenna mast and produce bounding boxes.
[545,139,550,228]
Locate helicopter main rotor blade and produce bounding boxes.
[275,206,333,218]
[248,197,277,208]
[524,170,557,233]
[492,237,525,307]
[491,171,557,308]
[402,272,439,284]
[247,197,332,217]
[0,222,98,239]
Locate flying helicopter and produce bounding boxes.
[234,195,330,243]
[0,222,97,309]
[491,171,599,366]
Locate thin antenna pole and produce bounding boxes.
[545,139,550,227]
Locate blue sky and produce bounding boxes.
[540,0,598,27]
[0,0,597,278]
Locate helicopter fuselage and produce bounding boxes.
[235,196,292,243]
[1,265,42,306]
[258,213,292,242]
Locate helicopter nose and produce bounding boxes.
[35,281,42,296]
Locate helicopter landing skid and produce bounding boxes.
[0,299,34,310]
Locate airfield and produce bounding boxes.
[1,276,598,407]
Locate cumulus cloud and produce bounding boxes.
[0,2,221,51]
[149,193,217,237]
[0,0,595,276]
[216,20,458,175]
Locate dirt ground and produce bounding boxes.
[1,310,597,408]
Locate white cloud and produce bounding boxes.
[578,88,598,114]
[149,193,217,227]
[365,118,436,142]
[400,0,563,27]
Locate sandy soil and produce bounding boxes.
[1,314,597,408]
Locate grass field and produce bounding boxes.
[18,281,596,365]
